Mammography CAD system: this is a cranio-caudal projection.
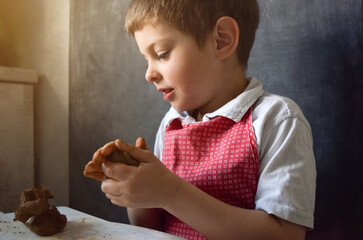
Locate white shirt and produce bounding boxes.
[154,77,316,229]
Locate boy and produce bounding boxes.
[87,0,316,239]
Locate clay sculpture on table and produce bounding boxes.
[13,185,67,236]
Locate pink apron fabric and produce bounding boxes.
[162,109,259,240]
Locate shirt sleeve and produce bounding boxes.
[254,98,316,229]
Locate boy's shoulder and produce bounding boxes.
[255,92,303,116]
[252,92,311,132]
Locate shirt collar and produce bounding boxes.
[164,77,264,126]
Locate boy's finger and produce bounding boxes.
[84,149,106,177]
[135,137,149,150]
[115,139,152,163]
[101,178,124,196]
[90,149,105,164]
[102,161,136,180]
[84,171,104,182]
[101,141,117,156]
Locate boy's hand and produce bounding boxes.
[101,138,179,209]
[83,137,146,181]
[83,148,109,181]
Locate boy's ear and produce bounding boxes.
[213,17,239,60]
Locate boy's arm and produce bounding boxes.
[163,175,306,240]
[101,142,306,240]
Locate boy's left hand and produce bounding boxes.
[100,138,179,209]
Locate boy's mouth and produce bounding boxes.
[158,88,174,101]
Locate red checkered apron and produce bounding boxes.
[162,108,259,240]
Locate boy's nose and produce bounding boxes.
[145,63,161,83]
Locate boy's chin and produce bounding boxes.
[170,100,200,114]
[171,103,191,112]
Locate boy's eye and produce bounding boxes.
[157,51,170,60]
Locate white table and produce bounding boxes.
[0,206,185,240]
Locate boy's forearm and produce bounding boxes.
[127,207,164,231]
[163,177,306,240]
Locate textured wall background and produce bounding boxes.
[0,0,70,207]
[247,1,363,239]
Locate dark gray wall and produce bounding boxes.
[69,0,170,223]
[70,0,363,238]
[247,1,363,239]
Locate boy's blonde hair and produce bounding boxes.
[125,0,259,68]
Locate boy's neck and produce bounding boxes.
[191,65,248,122]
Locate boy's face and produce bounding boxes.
[134,22,225,114]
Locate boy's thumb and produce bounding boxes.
[135,137,148,150]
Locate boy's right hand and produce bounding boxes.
[100,139,181,209]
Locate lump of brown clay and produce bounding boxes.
[13,185,67,236]
[84,137,147,181]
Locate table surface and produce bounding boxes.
[0,206,185,240]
